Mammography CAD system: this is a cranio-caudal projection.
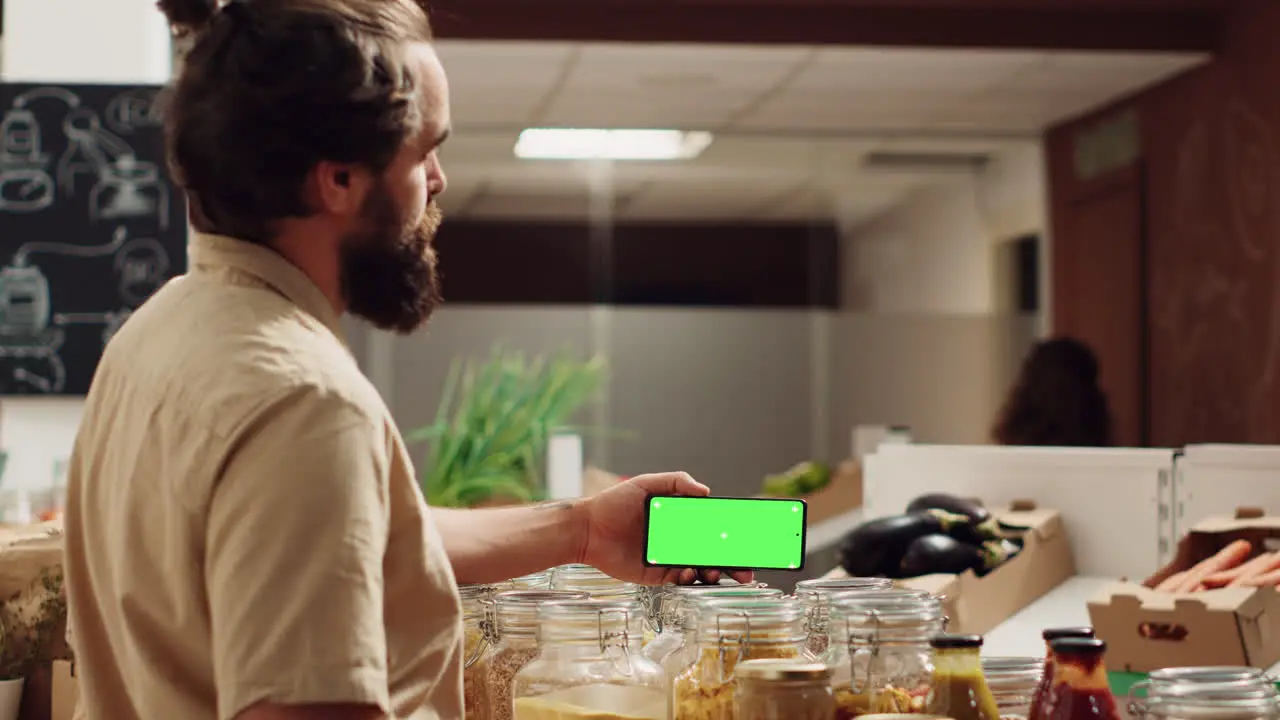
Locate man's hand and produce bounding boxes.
[579,472,754,586]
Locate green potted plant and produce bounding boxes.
[409,348,609,508]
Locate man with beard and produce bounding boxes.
[61,1,748,719]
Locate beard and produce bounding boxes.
[339,185,443,334]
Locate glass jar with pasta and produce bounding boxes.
[794,578,895,656]
[825,590,945,718]
[484,590,589,720]
[644,584,779,671]
[671,596,815,720]
[513,598,667,720]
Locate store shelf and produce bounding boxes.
[983,576,1113,659]
[806,507,864,555]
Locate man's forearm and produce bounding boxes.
[431,500,590,585]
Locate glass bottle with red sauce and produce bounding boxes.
[1041,637,1122,720]
[1027,627,1094,720]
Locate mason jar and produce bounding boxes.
[793,577,895,656]
[460,584,497,720]
[644,584,779,671]
[482,589,589,720]
[512,598,667,720]
[1131,668,1280,720]
[735,659,835,720]
[505,570,552,590]
[981,656,1042,720]
[671,596,815,720]
[826,590,945,717]
[1141,681,1280,720]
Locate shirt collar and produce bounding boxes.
[188,233,347,340]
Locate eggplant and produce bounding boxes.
[898,535,1014,579]
[838,509,971,577]
[905,493,1001,540]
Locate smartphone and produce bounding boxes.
[643,495,808,571]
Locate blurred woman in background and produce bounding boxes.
[992,337,1115,447]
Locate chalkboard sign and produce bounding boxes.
[0,83,185,395]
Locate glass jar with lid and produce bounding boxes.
[826,589,945,717]
[551,564,652,643]
[735,659,835,720]
[671,596,815,720]
[512,598,667,720]
[460,584,498,720]
[505,570,553,590]
[645,585,780,672]
[794,578,895,656]
[980,657,1042,720]
[1130,668,1280,720]
[483,589,589,720]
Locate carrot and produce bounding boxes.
[1230,552,1280,587]
[1202,551,1279,588]
[1172,540,1253,593]
[1156,571,1190,593]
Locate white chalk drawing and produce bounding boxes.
[0,226,160,393]
[105,89,162,135]
[1225,100,1275,263]
[0,87,80,214]
[58,107,170,229]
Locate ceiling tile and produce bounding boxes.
[435,40,577,89]
[447,91,545,127]
[930,89,1108,133]
[999,51,1207,97]
[539,88,756,129]
[562,43,812,94]
[735,89,950,132]
[787,48,1045,93]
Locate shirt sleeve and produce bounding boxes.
[205,388,393,720]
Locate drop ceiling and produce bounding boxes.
[436,41,1207,224]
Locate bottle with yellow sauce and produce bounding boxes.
[926,634,1001,720]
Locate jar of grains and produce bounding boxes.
[980,657,1042,720]
[826,589,945,718]
[1131,667,1280,720]
[460,584,498,720]
[647,586,782,674]
[513,598,667,720]
[734,659,835,720]
[671,596,816,720]
[483,590,589,720]
[793,578,895,656]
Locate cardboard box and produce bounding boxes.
[1088,510,1280,672]
[50,662,77,720]
[823,503,1075,634]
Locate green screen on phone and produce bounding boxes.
[644,495,807,571]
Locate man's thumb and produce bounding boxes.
[630,471,710,497]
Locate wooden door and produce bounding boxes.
[1053,166,1148,446]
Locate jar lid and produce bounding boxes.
[832,589,944,621]
[695,596,804,619]
[1043,626,1094,641]
[538,597,646,620]
[550,565,641,596]
[736,659,832,682]
[493,590,591,632]
[794,577,894,597]
[459,583,494,601]
[1049,637,1105,654]
[1148,667,1269,686]
[982,657,1043,692]
[931,633,982,649]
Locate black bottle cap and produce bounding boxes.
[1050,637,1106,653]
[1043,627,1095,641]
[930,633,983,649]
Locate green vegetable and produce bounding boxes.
[761,460,831,497]
[408,347,610,508]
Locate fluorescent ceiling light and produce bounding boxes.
[514,128,713,161]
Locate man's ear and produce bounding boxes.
[311,160,372,216]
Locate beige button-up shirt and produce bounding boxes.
[63,233,463,720]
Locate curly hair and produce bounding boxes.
[155,0,433,243]
[992,337,1115,447]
